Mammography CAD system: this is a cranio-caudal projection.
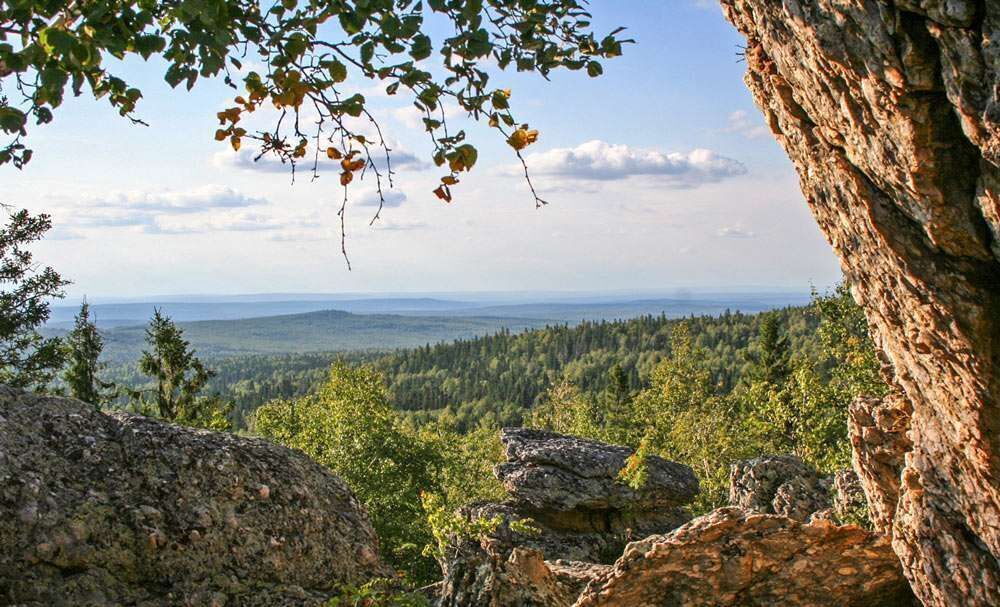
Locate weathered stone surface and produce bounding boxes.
[573,507,916,607]
[722,2,1000,605]
[496,428,698,512]
[0,387,386,606]
[730,455,831,521]
[849,394,912,534]
[437,539,579,607]
[438,430,697,607]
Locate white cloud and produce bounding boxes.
[358,190,407,208]
[722,110,770,139]
[44,186,328,237]
[521,140,747,185]
[716,225,756,239]
[372,218,428,231]
[83,185,265,212]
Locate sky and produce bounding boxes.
[5,1,843,299]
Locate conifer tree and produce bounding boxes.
[0,208,68,388]
[748,312,791,386]
[63,300,114,406]
[137,309,215,423]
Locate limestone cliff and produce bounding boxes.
[722,2,1000,605]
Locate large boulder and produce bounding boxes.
[0,387,387,606]
[573,508,916,607]
[488,428,698,562]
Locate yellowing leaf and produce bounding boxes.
[507,127,539,151]
[340,171,354,186]
[230,135,241,151]
[214,129,228,141]
[327,147,342,160]
[441,175,459,185]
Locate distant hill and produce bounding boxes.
[46,298,480,329]
[48,292,812,329]
[87,309,552,363]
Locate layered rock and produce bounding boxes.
[729,455,868,524]
[438,428,698,606]
[721,2,1000,604]
[573,508,915,607]
[490,428,698,561]
[0,387,386,606]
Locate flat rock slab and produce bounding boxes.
[496,428,698,511]
[0,387,386,606]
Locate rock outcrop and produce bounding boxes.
[440,430,912,606]
[573,508,915,607]
[0,387,386,606]
[438,429,698,606]
[722,2,1000,605]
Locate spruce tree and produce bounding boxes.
[63,300,114,406]
[137,309,214,422]
[750,312,791,386]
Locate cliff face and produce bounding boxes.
[0,387,386,606]
[721,2,1000,605]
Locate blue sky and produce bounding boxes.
[6,1,842,298]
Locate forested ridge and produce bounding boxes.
[103,304,827,429]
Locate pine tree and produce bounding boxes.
[63,300,114,406]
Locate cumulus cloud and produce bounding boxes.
[358,190,407,208]
[722,110,770,139]
[521,140,747,185]
[716,225,756,239]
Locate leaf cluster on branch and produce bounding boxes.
[1,0,629,261]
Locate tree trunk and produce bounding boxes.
[721,2,1000,605]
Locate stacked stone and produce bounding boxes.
[483,428,699,563]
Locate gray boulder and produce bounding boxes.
[0,387,387,606]
[496,428,699,511]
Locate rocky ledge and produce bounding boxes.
[0,387,386,606]
[439,430,914,607]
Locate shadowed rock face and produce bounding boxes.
[0,387,386,606]
[722,2,1000,605]
[573,508,915,607]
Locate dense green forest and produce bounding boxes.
[102,305,826,429]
